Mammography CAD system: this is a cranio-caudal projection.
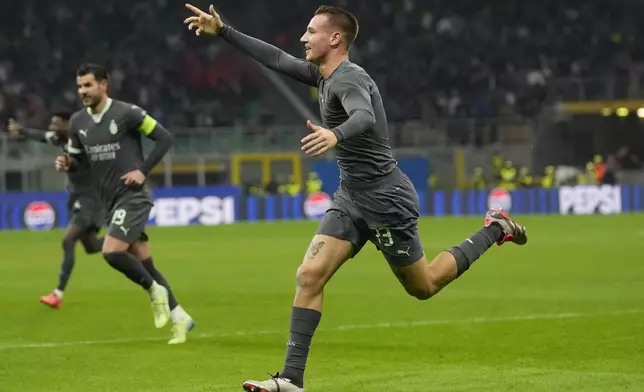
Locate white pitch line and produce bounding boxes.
[1,308,641,350]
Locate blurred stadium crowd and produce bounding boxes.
[1,0,643,129]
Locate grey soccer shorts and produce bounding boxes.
[106,194,152,244]
[68,193,104,232]
[316,171,424,267]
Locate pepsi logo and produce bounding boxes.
[303,192,332,220]
[487,187,513,211]
[23,201,56,231]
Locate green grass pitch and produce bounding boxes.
[1,214,643,391]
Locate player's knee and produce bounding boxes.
[129,241,150,261]
[409,288,433,301]
[407,271,440,301]
[83,241,101,254]
[295,264,325,293]
[102,236,129,254]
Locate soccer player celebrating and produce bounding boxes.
[185,4,528,390]
[55,63,195,344]
[7,113,105,308]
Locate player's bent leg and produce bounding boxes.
[40,223,86,309]
[389,209,528,300]
[131,241,194,344]
[102,233,170,328]
[390,253,459,300]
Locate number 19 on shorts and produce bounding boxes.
[111,209,127,226]
[373,227,394,247]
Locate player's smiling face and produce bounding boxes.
[301,14,342,64]
[76,74,107,109]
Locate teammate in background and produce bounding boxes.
[54,63,194,344]
[184,4,528,391]
[7,114,105,309]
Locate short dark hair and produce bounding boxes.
[51,111,71,121]
[314,5,359,49]
[76,63,109,82]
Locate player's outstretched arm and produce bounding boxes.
[7,119,56,144]
[330,80,376,142]
[184,4,320,87]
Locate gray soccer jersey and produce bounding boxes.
[67,98,156,210]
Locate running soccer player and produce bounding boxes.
[7,113,105,308]
[184,4,528,390]
[54,63,195,344]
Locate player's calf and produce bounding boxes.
[390,209,528,300]
[58,236,77,290]
[390,255,448,300]
[102,236,156,290]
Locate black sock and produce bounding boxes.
[448,225,503,276]
[142,257,178,309]
[281,307,322,388]
[103,252,154,290]
[57,238,76,291]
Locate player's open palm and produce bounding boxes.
[301,120,338,157]
[184,4,223,36]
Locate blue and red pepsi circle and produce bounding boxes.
[303,192,332,220]
[23,201,56,231]
[487,187,513,212]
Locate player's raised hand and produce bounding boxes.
[121,169,146,187]
[7,118,22,136]
[301,120,338,157]
[55,154,71,172]
[184,4,224,36]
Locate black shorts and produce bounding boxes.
[67,193,103,232]
[105,194,152,244]
[316,170,423,267]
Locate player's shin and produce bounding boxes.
[281,306,321,388]
[141,258,182,317]
[282,283,323,387]
[447,225,503,276]
[103,251,155,289]
[57,236,77,292]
